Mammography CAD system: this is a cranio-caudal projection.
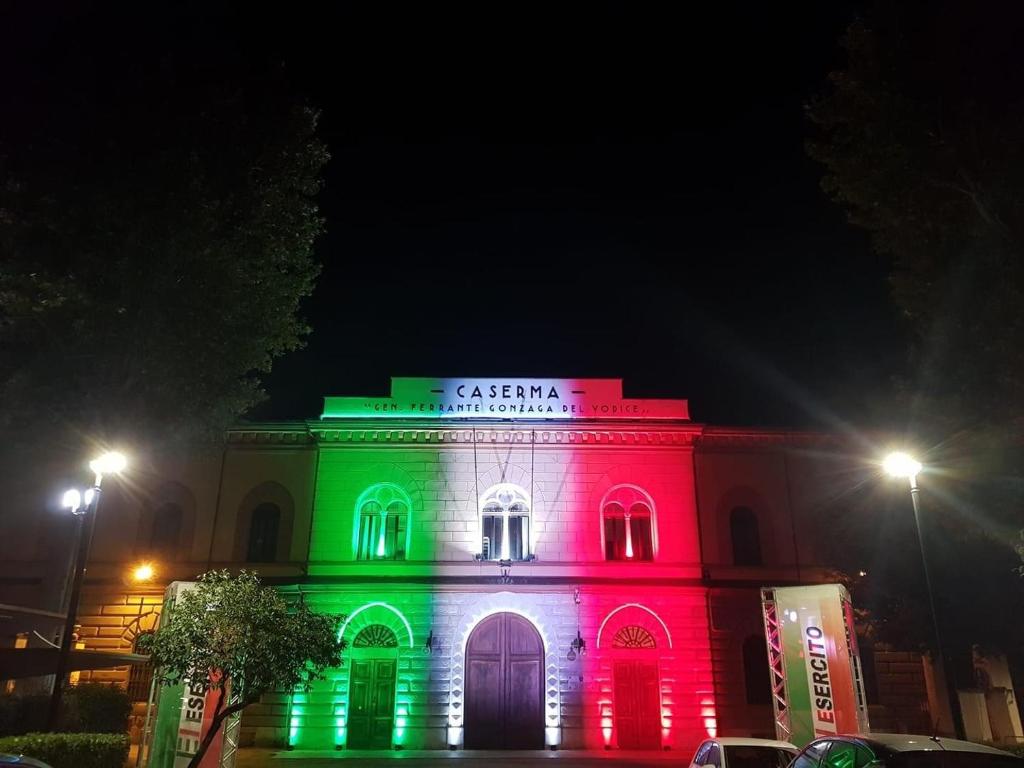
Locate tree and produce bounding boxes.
[806,1,1024,434]
[0,13,328,453]
[806,1,1024,669]
[138,571,344,768]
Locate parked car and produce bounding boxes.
[690,737,800,768]
[0,756,53,768]
[789,734,1021,768]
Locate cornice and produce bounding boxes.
[308,422,701,446]
[222,420,845,449]
[695,427,838,449]
[226,423,314,445]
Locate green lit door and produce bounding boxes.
[348,658,396,749]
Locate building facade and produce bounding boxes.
[1,378,867,752]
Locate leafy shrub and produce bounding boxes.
[0,732,128,768]
[61,683,131,733]
[0,694,48,736]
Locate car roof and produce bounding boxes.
[713,737,799,750]
[832,734,1015,756]
[0,755,52,768]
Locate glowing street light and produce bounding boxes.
[132,563,155,583]
[883,451,922,481]
[61,489,82,515]
[48,450,128,729]
[882,450,963,738]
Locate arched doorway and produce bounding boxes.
[464,612,543,749]
[347,624,398,749]
[611,625,662,749]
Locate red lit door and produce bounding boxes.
[465,612,544,749]
[614,660,661,749]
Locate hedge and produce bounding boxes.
[0,684,130,737]
[0,732,128,768]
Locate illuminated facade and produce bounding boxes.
[0,378,844,753]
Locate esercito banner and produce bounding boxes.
[763,584,870,747]
[147,582,230,768]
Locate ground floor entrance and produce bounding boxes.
[347,657,397,748]
[464,612,544,749]
[613,660,662,749]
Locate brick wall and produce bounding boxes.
[868,649,932,733]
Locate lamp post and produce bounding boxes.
[882,451,963,738]
[47,451,126,729]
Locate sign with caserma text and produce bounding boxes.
[321,378,689,420]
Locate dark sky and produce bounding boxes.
[253,1,904,427]
[11,2,906,428]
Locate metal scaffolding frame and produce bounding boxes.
[760,587,792,743]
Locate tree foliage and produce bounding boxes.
[807,2,1024,662]
[0,30,327,450]
[138,571,344,768]
[807,2,1024,433]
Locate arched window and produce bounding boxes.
[743,635,771,705]
[246,503,280,562]
[127,632,155,702]
[480,484,530,561]
[730,506,762,566]
[602,486,655,561]
[356,485,409,560]
[150,502,183,555]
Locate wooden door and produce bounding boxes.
[465,612,543,749]
[347,658,396,749]
[613,660,661,749]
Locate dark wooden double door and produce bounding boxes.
[614,660,662,749]
[465,612,544,749]
[348,658,396,749]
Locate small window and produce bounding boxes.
[383,501,407,559]
[601,486,656,561]
[357,501,382,559]
[150,503,182,555]
[603,501,653,560]
[730,506,762,566]
[246,503,280,562]
[824,741,875,768]
[793,741,833,768]
[694,743,711,765]
[706,743,723,768]
[356,487,409,561]
[479,484,530,561]
[743,634,771,705]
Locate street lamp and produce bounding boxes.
[882,451,963,738]
[47,451,127,729]
[131,562,155,583]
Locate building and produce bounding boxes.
[0,378,944,752]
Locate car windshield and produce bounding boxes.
[886,752,1021,768]
[726,745,797,768]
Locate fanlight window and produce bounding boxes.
[356,485,409,560]
[602,486,655,561]
[611,625,657,649]
[480,484,530,561]
[352,624,398,648]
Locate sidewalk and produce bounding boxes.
[235,748,684,767]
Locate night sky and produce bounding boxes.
[10,2,905,429]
